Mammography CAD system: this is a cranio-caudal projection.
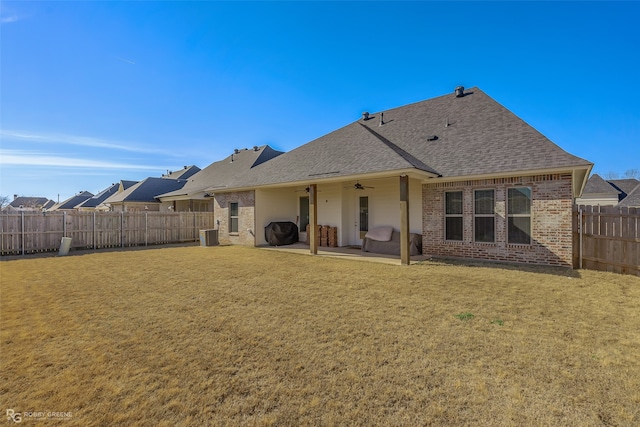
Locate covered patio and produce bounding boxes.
[258,242,431,265]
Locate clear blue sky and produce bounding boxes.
[1,1,638,202]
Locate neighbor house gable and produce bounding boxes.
[157,145,284,201]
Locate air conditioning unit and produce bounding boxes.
[199,229,219,247]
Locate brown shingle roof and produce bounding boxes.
[220,87,591,190]
[157,145,284,198]
[583,174,620,195]
[358,87,591,177]
[617,183,640,208]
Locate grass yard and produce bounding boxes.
[1,246,639,426]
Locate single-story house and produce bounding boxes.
[157,146,283,212]
[161,165,201,180]
[617,183,640,208]
[49,191,94,211]
[3,196,54,212]
[576,174,640,207]
[104,177,188,212]
[165,87,594,267]
[75,183,122,211]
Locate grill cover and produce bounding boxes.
[264,221,299,246]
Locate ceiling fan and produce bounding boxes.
[294,186,322,193]
[346,182,375,190]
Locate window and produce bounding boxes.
[507,187,531,244]
[359,196,368,239]
[474,190,495,243]
[445,191,463,241]
[229,202,239,233]
[299,197,309,233]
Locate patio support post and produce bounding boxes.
[400,175,410,265]
[309,184,318,255]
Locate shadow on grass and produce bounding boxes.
[416,256,582,278]
[0,241,202,262]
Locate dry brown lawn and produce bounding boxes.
[1,246,639,426]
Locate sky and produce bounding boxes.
[1,1,639,203]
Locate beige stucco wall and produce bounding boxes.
[255,188,298,246]
[218,177,426,248]
[251,178,426,247]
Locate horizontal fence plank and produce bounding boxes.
[0,211,215,256]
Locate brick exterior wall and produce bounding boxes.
[422,174,574,267]
[213,191,256,246]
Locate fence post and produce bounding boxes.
[578,206,583,269]
[145,212,148,246]
[121,211,124,248]
[21,211,25,256]
[93,211,97,250]
[63,211,67,237]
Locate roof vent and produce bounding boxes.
[455,86,465,97]
[427,135,438,141]
[234,148,240,154]
[253,146,259,151]
[362,112,370,120]
[184,165,188,169]
[379,112,384,126]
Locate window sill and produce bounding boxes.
[229,232,239,236]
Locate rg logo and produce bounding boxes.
[6,409,22,423]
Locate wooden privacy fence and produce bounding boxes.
[0,211,216,256]
[573,205,640,276]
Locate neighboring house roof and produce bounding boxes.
[617,183,640,208]
[106,177,188,204]
[162,165,201,180]
[157,145,284,199]
[50,191,94,210]
[42,200,56,209]
[75,183,121,208]
[120,180,138,190]
[576,175,640,206]
[609,179,639,195]
[582,174,621,196]
[608,178,640,201]
[216,87,592,191]
[8,196,51,209]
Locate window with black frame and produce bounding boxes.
[445,191,463,241]
[474,189,495,243]
[507,187,531,244]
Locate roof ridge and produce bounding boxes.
[357,122,439,175]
